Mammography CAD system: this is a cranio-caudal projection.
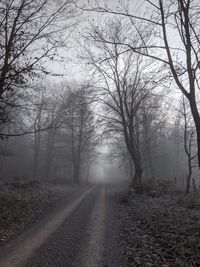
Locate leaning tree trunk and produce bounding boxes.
[132,157,143,193]
[128,144,143,192]
[123,121,143,191]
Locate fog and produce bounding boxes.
[0,0,200,192]
[2,1,200,266]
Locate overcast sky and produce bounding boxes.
[47,0,148,82]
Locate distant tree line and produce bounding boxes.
[1,0,200,194]
[80,0,200,193]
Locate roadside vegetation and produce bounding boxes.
[0,181,79,246]
[118,186,200,267]
[1,1,200,266]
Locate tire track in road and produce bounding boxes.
[0,187,93,267]
[80,187,106,267]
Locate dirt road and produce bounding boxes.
[0,185,124,267]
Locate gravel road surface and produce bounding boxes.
[0,184,124,267]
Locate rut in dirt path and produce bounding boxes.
[0,187,93,267]
[0,185,124,267]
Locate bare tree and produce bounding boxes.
[84,0,200,170]
[44,87,63,181]
[182,95,197,194]
[24,84,48,179]
[0,0,77,125]
[31,86,47,179]
[83,19,158,189]
[62,84,97,184]
[26,82,63,180]
[110,138,134,182]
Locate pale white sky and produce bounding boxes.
[46,0,184,118]
[46,0,147,81]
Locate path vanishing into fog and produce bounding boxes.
[0,185,123,267]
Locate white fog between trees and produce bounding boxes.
[0,0,200,194]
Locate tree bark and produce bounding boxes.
[73,161,80,184]
[45,128,56,181]
[33,131,41,179]
[185,168,192,194]
[132,156,143,192]
[128,142,143,191]
[189,96,200,170]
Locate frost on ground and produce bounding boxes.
[118,191,200,267]
[0,182,77,246]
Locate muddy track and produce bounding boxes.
[0,185,124,267]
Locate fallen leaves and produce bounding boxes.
[118,192,200,267]
[0,182,75,246]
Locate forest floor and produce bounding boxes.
[0,185,122,267]
[0,181,81,247]
[118,190,200,267]
[1,182,200,267]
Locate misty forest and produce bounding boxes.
[1,0,200,266]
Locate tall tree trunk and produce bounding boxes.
[183,96,194,194]
[86,160,90,183]
[73,161,80,184]
[143,116,154,177]
[132,157,143,191]
[45,151,52,181]
[189,97,200,170]
[129,143,143,191]
[144,136,154,178]
[185,168,192,194]
[33,132,41,179]
[45,128,55,181]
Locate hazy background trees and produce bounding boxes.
[79,0,200,192]
[61,83,98,183]
[0,0,200,194]
[0,81,98,184]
